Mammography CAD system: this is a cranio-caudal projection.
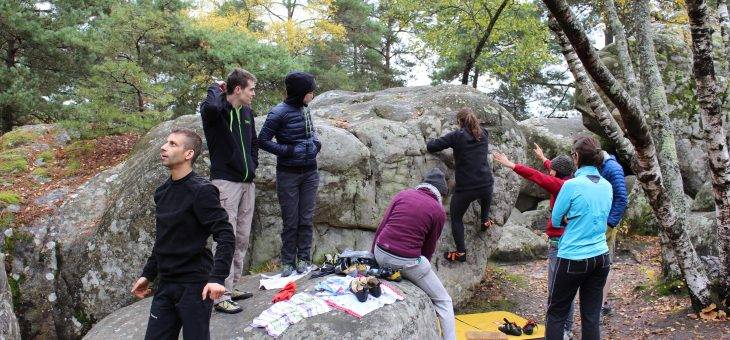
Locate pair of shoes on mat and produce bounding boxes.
[349,276,382,302]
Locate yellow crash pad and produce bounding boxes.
[455,311,545,340]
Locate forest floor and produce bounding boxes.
[462,236,730,339]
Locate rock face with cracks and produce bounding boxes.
[7,85,525,339]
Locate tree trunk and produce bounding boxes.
[686,0,730,302]
[472,67,480,88]
[548,18,635,165]
[634,0,695,289]
[460,0,510,85]
[718,0,730,70]
[604,0,640,100]
[542,0,715,311]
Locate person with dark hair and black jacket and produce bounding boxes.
[199,68,258,314]
[426,107,494,263]
[131,129,235,340]
[258,71,321,277]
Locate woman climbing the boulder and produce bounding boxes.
[492,144,577,336]
[545,136,613,340]
[426,107,494,263]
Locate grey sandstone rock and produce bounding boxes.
[9,85,526,339]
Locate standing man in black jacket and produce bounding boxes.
[199,69,258,314]
[131,128,235,340]
[259,71,321,277]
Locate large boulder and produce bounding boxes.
[516,117,597,205]
[7,85,525,339]
[0,253,20,340]
[491,209,548,262]
[691,181,715,212]
[84,274,440,340]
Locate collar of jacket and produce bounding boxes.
[575,166,601,177]
[415,183,443,205]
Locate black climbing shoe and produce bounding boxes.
[498,318,522,336]
[366,276,382,298]
[523,319,538,335]
[349,277,369,302]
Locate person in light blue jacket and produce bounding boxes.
[546,136,613,340]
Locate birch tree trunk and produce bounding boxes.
[542,0,715,310]
[717,0,730,70]
[686,0,730,301]
[633,0,691,281]
[604,0,640,100]
[548,18,635,165]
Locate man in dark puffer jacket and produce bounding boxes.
[259,71,321,277]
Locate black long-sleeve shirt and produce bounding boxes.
[426,127,494,192]
[200,84,259,182]
[141,171,235,285]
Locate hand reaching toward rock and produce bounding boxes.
[533,143,548,162]
[492,151,515,169]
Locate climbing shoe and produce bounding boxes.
[498,318,522,336]
[350,277,369,302]
[281,264,294,277]
[231,288,253,301]
[214,300,243,314]
[366,276,382,298]
[523,319,538,335]
[601,303,614,316]
[296,260,310,274]
[443,251,466,262]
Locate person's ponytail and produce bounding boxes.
[456,107,482,141]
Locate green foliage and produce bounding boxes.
[31,167,50,178]
[0,150,28,173]
[36,150,55,164]
[0,191,20,205]
[398,0,554,87]
[64,160,82,176]
[1,129,36,149]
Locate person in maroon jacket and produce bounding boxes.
[492,143,577,337]
[371,168,454,340]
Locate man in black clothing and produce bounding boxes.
[200,68,258,313]
[131,128,235,340]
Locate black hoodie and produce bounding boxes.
[283,72,316,108]
[426,127,494,192]
[200,84,258,182]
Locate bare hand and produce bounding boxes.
[217,81,226,94]
[131,277,151,299]
[202,283,226,301]
[533,143,547,162]
[492,151,515,169]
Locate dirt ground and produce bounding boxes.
[460,236,730,339]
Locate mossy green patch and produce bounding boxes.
[1,129,37,149]
[64,160,81,176]
[32,167,50,177]
[249,259,279,274]
[0,191,20,205]
[37,150,55,163]
[0,150,28,173]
